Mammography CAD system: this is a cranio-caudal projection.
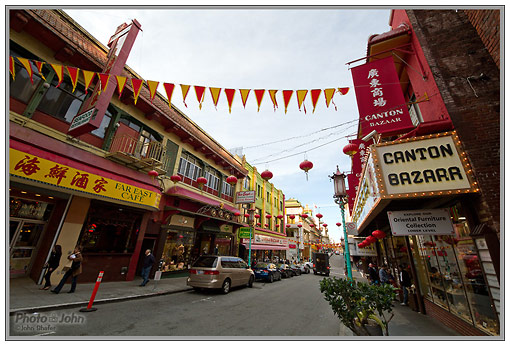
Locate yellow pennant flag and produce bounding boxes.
[324,88,336,109]
[239,89,251,108]
[268,90,278,111]
[147,80,160,103]
[82,70,96,94]
[180,84,190,107]
[209,87,222,110]
[9,56,15,80]
[50,63,64,87]
[296,90,308,113]
[116,75,127,96]
[17,58,34,84]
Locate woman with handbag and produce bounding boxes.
[51,246,83,294]
[40,245,62,290]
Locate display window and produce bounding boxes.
[161,230,194,272]
[213,235,232,256]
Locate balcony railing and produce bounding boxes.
[106,134,168,174]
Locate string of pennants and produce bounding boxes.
[288,239,341,247]
[9,56,349,114]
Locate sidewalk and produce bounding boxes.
[9,276,193,314]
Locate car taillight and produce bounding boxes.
[190,269,197,274]
[313,264,315,267]
[326,266,330,269]
[204,270,220,275]
[263,270,268,273]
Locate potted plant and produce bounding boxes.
[320,277,397,336]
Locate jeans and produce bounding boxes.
[402,286,409,304]
[43,267,57,288]
[53,270,78,293]
[141,266,151,286]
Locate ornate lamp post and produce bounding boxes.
[330,165,352,280]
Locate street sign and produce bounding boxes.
[346,222,357,235]
[238,227,252,238]
[236,191,256,204]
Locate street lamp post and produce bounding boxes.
[247,207,255,267]
[330,166,352,280]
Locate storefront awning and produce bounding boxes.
[243,244,288,251]
[165,186,240,214]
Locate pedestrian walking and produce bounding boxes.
[379,264,391,285]
[399,264,412,306]
[140,249,155,286]
[367,263,379,285]
[51,245,82,294]
[40,245,62,290]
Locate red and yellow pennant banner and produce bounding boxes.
[10,56,350,114]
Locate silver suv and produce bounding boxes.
[187,255,255,294]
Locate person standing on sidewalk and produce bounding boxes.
[399,264,412,306]
[367,263,379,285]
[140,249,155,287]
[51,246,83,294]
[379,264,391,285]
[40,245,62,290]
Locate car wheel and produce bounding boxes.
[193,287,202,292]
[313,270,317,275]
[278,274,282,281]
[269,274,274,283]
[326,272,330,277]
[222,279,231,294]
[248,275,254,288]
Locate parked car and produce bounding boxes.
[303,261,313,270]
[276,263,294,278]
[294,263,310,274]
[253,262,281,282]
[335,250,340,255]
[312,252,330,276]
[187,255,254,294]
[289,264,303,276]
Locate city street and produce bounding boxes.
[10,255,346,337]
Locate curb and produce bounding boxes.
[9,287,194,315]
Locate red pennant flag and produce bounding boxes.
[66,66,80,93]
[194,86,206,110]
[131,78,143,105]
[282,90,293,114]
[209,87,222,110]
[310,89,321,113]
[163,83,175,108]
[224,89,236,114]
[239,89,251,108]
[268,90,278,111]
[50,63,64,87]
[34,61,46,80]
[147,80,160,103]
[338,87,349,95]
[116,75,127,96]
[254,89,265,112]
[18,58,34,84]
[82,70,95,94]
[98,73,111,94]
[9,56,15,80]
[180,84,190,107]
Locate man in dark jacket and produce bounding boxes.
[367,263,379,285]
[399,264,412,305]
[140,249,155,287]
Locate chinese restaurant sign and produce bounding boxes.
[388,209,455,236]
[10,148,161,209]
[351,56,415,137]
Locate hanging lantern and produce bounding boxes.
[256,223,261,227]
[289,215,295,220]
[148,170,159,180]
[301,214,308,219]
[261,170,273,181]
[254,214,260,219]
[372,230,386,239]
[265,214,272,219]
[366,236,376,244]
[322,223,328,228]
[336,222,341,227]
[277,214,284,220]
[343,142,359,156]
[299,160,314,180]
[276,224,279,228]
[286,224,291,228]
[170,175,182,184]
[297,224,302,228]
[244,213,250,218]
[316,213,323,219]
[197,177,208,190]
[226,175,238,186]
[310,224,315,228]
[234,212,241,217]
[264,224,269,228]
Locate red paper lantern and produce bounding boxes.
[265,214,272,219]
[234,212,241,217]
[254,214,260,219]
[372,230,386,239]
[366,236,376,244]
[299,160,314,180]
[277,214,284,219]
[226,175,238,186]
[343,142,358,156]
[289,215,295,220]
[316,213,323,219]
[256,223,261,227]
[197,177,208,190]
[261,170,273,181]
[310,224,315,228]
[301,214,308,219]
[297,224,302,228]
[286,224,291,228]
[336,222,341,227]
[244,213,250,218]
[264,224,268,228]
[322,223,328,228]
[275,224,279,228]
[148,170,159,178]
[170,175,182,184]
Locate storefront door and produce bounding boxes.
[9,219,46,278]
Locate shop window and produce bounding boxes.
[213,235,231,256]
[160,230,194,272]
[36,77,87,123]
[193,256,218,268]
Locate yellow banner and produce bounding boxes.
[10,148,161,210]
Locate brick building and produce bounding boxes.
[348,9,500,336]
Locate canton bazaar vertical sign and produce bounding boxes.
[351,56,415,137]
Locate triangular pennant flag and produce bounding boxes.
[97,73,111,94]
[338,87,349,95]
[116,75,127,97]
[18,58,34,84]
[66,66,80,93]
[324,88,336,108]
[163,83,175,108]
[180,84,190,107]
[224,89,236,114]
[268,90,278,111]
[50,63,64,87]
[310,89,322,113]
[194,86,206,110]
[82,70,95,94]
[34,61,46,80]
[9,56,15,80]
[209,87,222,110]
[254,89,265,112]
[239,89,251,109]
[296,90,308,113]
[282,90,294,114]
[131,78,143,105]
[147,80,160,103]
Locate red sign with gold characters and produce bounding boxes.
[351,56,415,137]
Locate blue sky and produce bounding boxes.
[63,7,392,242]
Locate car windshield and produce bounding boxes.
[255,263,268,268]
[193,256,218,268]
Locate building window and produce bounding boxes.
[408,93,424,126]
[222,181,233,197]
[205,167,220,191]
[177,152,202,181]
[36,77,87,123]
[9,41,45,104]
[266,191,270,202]
[90,106,114,139]
[243,176,251,190]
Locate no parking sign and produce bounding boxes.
[346,222,357,235]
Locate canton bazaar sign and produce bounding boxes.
[10,148,161,210]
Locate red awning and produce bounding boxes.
[243,244,288,251]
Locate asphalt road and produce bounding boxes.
[10,254,347,337]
